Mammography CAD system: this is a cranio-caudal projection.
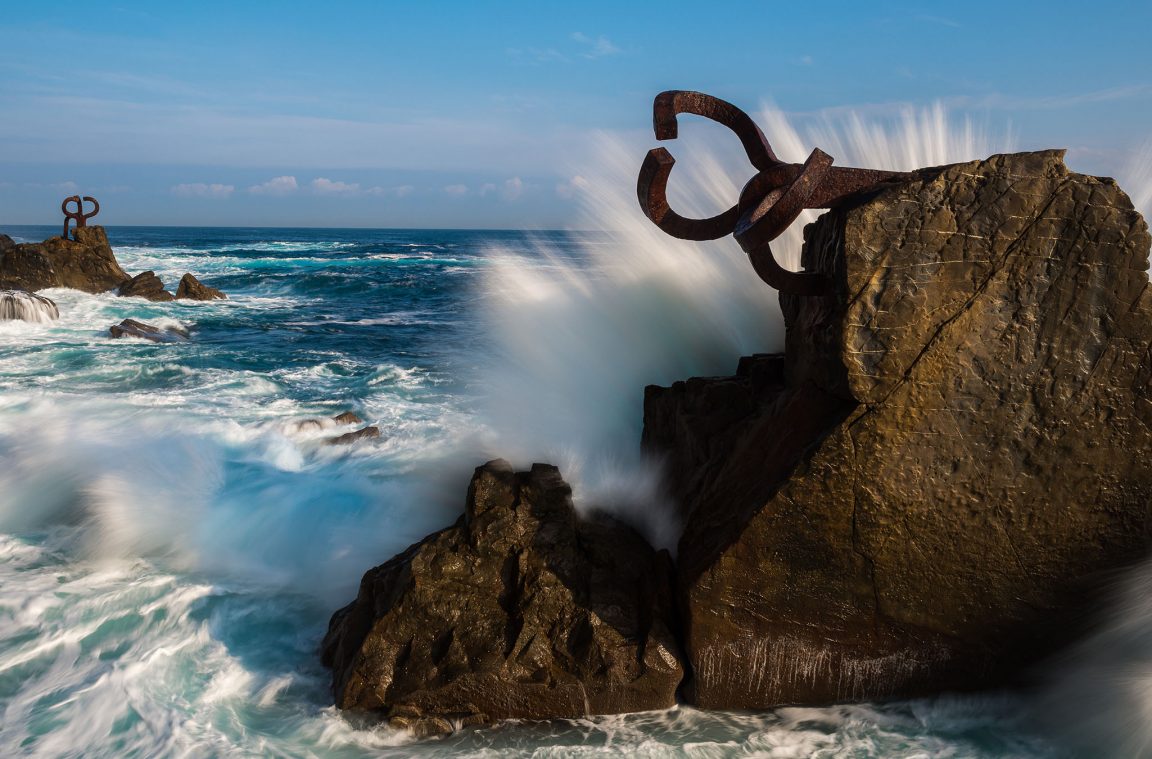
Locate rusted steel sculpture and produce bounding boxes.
[61,195,100,239]
[638,91,909,295]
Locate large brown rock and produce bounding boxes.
[175,272,226,300]
[118,271,174,302]
[644,150,1152,709]
[0,226,129,293]
[322,459,684,732]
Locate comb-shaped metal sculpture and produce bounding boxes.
[61,195,100,239]
[637,91,909,296]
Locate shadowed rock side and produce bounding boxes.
[644,150,1152,710]
[322,459,683,734]
[0,227,129,293]
[176,272,226,300]
[118,271,175,301]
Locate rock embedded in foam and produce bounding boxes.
[333,411,363,425]
[175,272,226,300]
[0,226,130,293]
[644,150,1152,709]
[0,290,59,322]
[322,459,684,733]
[325,426,381,445]
[118,270,175,302]
[109,318,189,343]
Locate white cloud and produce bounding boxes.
[50,180,79,193]
[555,174,590,199]
[501,176,523,201]
[248,175,298,195]
[171,182,234,198]
[571,32,620,59]
[311,177,360,195]
[479,182,497,197]
[443,184,468,196]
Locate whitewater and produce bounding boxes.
[0,106,1150,757]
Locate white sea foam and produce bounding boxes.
[477,102,1013,547]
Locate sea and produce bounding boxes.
[1,108,1150,758]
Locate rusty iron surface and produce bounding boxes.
[637,90,909,296]
[61,195,100,239]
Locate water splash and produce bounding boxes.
[0,290,59,322]
[478,102,1013,546]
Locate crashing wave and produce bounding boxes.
[0,290,59,322]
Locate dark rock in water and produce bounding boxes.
[0,226,130,293]
[109,318,189,343]
[644,150,1152,709]
[0,290,59,322]
[333,411,363,425]
[325,426,380,445]
[175,272,226,300]
[118,271,175,302]
[322,460,684,731]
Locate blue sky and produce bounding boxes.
[1,0,1150,228]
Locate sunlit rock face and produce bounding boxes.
[647,150,1152,709]
[0,227,129,293]
[322,460,684,735]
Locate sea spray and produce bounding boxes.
[477,101,1012,546]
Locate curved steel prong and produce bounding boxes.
[638,147,739,241]
[735,149,835,296]
[80,196,100,222]
[653,90,777,171]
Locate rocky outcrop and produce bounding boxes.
[109,318,189,343]
[322,460,684,733]
[333,411,363,426]
[0,290,59,322]
[118,271,174,302]
[0,226,129,293]
[175,272,226,300]
[643,150,1152,709]
[326,426,381,445]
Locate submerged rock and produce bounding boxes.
[175,272,226,300]
[109,318,189,343]
[645,150,1152,709]
[118,271,175,302]
[325,426,381,445]
[322,460,684,731]
[0,290,59,322]
[0,226,129,293]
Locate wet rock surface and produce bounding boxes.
[118,270,175,302]
[322,460,684,732]
[0,226,130,293]
[325,426,381,445]
[175,272,226,300]
[645,150,1152,709]
[108,318,189,343]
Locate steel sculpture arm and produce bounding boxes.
[637,90,908,296]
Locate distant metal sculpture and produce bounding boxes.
[637,91,909,295]
[61,195,100,239]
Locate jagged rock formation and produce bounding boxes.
[326,426,381,445]
[118,271,175,301]
[0,290,59,322]
[109,318,189,343]
[644,150,1152,709]
[175,272,226,300]
[322,460,683,733]
[0,227,129,293]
